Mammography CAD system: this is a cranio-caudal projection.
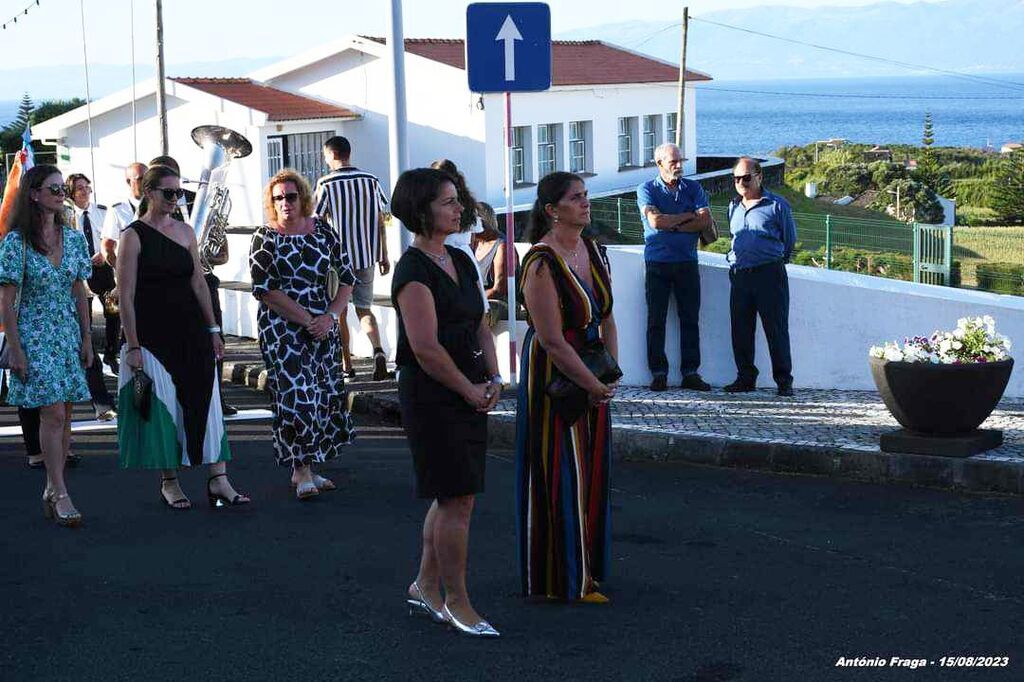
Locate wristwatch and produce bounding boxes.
[327,311,340,323]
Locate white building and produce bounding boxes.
[34,35,710,224]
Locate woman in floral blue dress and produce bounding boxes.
[0,165,93,527]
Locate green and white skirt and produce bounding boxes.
[117,347,230,469]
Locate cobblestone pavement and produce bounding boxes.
[222,336,1024,464]
[493,387,1024,463]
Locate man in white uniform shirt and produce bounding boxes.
[100,162,146,267]
[66,173,117,419]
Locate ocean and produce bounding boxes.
[2,73,1022,155]
[697,73,1024,155]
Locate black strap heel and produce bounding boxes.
[207,473,251,508]
[160,476,191,510]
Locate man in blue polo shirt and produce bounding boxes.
[636,143,715,392]
[725,156,797,396]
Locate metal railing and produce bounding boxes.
[589,196,1022,295]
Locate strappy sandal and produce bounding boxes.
[207,473,251,508]
[160,476,191,510]
[289,474,336,492]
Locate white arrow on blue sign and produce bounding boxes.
[466,2,552,93]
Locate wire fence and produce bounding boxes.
[588,196,1024,296]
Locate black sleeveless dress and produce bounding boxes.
[392,246,488,499]
[118,221,230,469]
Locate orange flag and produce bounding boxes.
[0,149,27,237]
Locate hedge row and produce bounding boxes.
[975,262,1024,295]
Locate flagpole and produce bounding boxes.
[79,0,97,189]
[129,0,138,161]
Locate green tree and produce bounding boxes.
[1,97,84,154]
[990,149,1024,224]
[922,112,934,149]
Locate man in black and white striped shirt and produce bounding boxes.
[315,136,391,381]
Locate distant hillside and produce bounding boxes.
[561,0,1024,82]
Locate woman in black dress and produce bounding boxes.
[249,170,356,499]
[391,168,502,638]
[116,164,248,509]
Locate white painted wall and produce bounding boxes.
[220,241,1024,398]
[602,248,1024,398]
[481,83,698,208]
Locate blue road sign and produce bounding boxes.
[466,2,551,93]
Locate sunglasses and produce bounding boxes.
[44,183,67,197]
[733,174,757,184]
[157,187,185,201]
[272,192,300,204]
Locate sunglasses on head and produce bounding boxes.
[158,187,185,201]
[44,183,67,197]
[272,192,300,204]
[733,173,756,184]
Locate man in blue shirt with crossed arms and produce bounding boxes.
[725,157,797,396]
[636,143,715,392]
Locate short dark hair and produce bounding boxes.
[148,155,181,174]
[323,136,351,160]
[430,158,478,230]
[391,168,454,237]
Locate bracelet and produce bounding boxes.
[488,374,504,385]
[127,346,141,352]
[208,325,221,333]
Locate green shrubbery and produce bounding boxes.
[869,178,944,224]
[821,163,872,196]
[975,262,1024,295]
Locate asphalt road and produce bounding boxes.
[1,382,1023,682]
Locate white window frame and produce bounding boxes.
[643,115,661,165]
[568,120,591,174]
[507,125,532,184]
[665,112,678,146]
[618,116,637,169]
[537,123,558,176]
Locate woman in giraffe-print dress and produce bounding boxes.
[250,170,356,500]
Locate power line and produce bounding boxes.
[699,85,1024,101]
[689,16,1024,93]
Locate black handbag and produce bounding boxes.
[545,341,622,424]
[131,368,153,420]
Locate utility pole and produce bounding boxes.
[386,0,411,252]
[155,0,168,155]
[675,6,689,158]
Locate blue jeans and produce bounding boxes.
[729,260,793,387]
[645,260,701,378]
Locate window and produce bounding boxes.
[643,115,661,165]
[568,120,592,174]
[511,126,532,185]
[666,112,678,146]
[537,123,558,176]
[267,137,284,178]
[618,116,637,169]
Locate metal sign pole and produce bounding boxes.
[503,91,517,386]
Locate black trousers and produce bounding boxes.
[88,262,120,358]
[729,260,793,387]
[17,407,40,457]
[645,260,702,378]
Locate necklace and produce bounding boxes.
[550,239,582,269]
[419,246,449,267]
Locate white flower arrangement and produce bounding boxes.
[869,316,1013,364]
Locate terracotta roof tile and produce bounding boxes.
[170,77,358,121]
[362,37,710,86]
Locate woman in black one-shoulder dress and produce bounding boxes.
[116,164,248,510]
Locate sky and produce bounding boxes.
[0,0,932,68]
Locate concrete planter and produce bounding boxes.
[869,356,1014,456]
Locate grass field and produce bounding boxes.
[589,184,1022,294]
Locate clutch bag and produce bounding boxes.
[545,341,622,424]
[132,368,154,420]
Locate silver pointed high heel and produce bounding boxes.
[441,604,500,638]
[406,581,446,623]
